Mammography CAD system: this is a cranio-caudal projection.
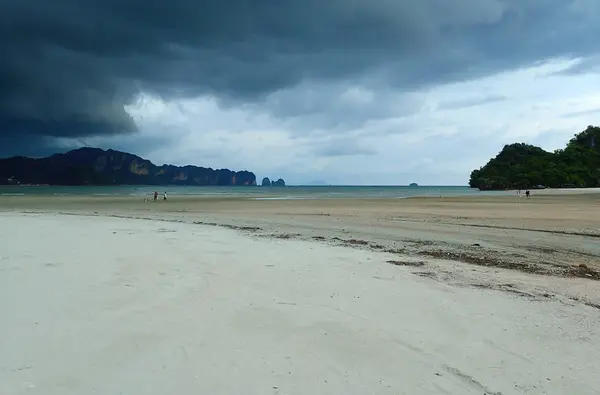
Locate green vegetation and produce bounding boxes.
[469,126,600,190]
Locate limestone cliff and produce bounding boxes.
[0,147,257,186]
[261,177,286,187]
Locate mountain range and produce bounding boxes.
[0,147,258,186]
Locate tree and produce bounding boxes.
[469,126,600,190]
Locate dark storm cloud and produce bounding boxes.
[1,0,599,156]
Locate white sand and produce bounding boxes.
[1,213,598,395]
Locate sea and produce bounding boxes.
[0,185,510,199]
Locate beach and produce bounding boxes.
[1,191,599,394]
[2,190,599,277]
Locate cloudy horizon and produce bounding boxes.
[1,0,599,185]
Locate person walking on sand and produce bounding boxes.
[163,191,167,201]
[153,191,158,202]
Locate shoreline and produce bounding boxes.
[3,185,600,198]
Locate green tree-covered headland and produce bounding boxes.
[469,126,600,190]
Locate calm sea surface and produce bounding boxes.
[0,185,510,199]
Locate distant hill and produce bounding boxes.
[0,147,256,186]
[469,126,600,190]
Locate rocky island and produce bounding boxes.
[0,147,256,186]
[469,125,600,191]
[261,177,286,187]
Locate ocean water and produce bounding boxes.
[0,185,509,199]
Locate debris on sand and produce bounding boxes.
[568,263,600,280]
[387,260,425,267]
[419,250,546,275]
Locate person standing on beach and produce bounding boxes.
[154,191,158,202]
[163,191,167,201]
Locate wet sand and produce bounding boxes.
[1,191,599,277]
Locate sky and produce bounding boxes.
[1,0,599,185]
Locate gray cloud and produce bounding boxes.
[1,0,599,156]
[554,55,600,76]
[561,107,600,119]
[259,83,425,130]
[310,137,377,157]
[437,94,507,111]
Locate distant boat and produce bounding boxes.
[409,183,418,187]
